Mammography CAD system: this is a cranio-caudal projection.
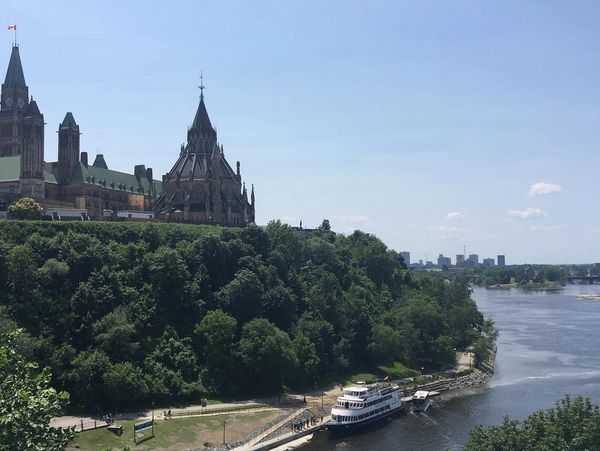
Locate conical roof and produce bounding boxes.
[61,112,78,128]
[3,46,26,88]
[92,154,108,169]
[192,96,213,130]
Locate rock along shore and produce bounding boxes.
[208,343,499,451]
[406,342,497,396]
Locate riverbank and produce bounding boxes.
[486,282,564,290]
[59,346,498,451]
[232,344,498,451]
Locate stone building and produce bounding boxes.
[0,44,256,225]
[154,90,255,225]
[0,45,161,218]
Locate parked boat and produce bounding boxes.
[576,295,600,301]
[326,381,404,432]
[412,390,431,412]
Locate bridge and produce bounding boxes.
[567,275,600,284]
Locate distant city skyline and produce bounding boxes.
[3,1,600,263]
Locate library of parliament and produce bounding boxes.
[0,44,255,225]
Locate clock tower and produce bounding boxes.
[0,45,30,157]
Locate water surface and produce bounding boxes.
[300,285,600,450]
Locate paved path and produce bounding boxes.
[457,351,474,370]
[50,404,275,431]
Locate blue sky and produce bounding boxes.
[3,0,600,263]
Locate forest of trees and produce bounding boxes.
[0,220,486,411]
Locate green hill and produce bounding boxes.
[0,220,485,410]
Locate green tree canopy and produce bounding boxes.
[465,396,600,451]
[238,318,298,391]
[0,220,489,407]
[0,331,72,451]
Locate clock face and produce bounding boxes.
[17,98,25,109]
[5,97,13,108]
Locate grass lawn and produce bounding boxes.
[318,362,421,388]
[68,411,278,451]
[378,361,420,379]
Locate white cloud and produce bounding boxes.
[529,182,562,196]
[509,208,547,219]
[280,216,298,226]
[332,215,373,233]
[446,211,465,220]
[530,224,567,232]
[429,225,464,240]
[592,228,600,233]
[396,224,421,233]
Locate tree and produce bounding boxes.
[7,197,43,220]
[238,318,298,391]
[103,362,148,408]
[68,349,112,409]
[367,324,407,365]
[216,269,264,322]
[0,331,72,450]
[194,310,238,393]
[465,396,600,451]
[318,219,331,232]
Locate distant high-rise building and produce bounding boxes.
[497,255,506,267]
[456,254,465,266]
[418,259,424,266]
[483,258,495,267]
[437,253,451,267]
[468,254,479,265]
[400,251,410,266]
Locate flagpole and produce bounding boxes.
[14,27,17,46]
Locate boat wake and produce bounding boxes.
[490,370,600,388]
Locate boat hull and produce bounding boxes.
[326,404,405,433]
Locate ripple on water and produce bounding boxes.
[299,286,600,451]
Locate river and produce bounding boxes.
[299,284,600,450]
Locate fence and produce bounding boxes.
[62,418,110,433]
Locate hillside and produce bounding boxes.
[0,220,485,410]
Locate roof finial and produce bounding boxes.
[199,71,205,100]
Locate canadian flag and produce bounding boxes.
[8,25,16,30]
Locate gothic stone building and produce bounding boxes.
[154,92,255,225]
[0,45,162,218]
[0,44,255,225]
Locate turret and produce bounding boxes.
[57,112,80,185]
[20,96,44,198]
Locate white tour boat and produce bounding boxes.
[327,381,405,432]
[412,390,431,412]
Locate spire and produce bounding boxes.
[3,46,26,89]
[199,72,205,101]
[192,95,213,131]
[251,184,255,206]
